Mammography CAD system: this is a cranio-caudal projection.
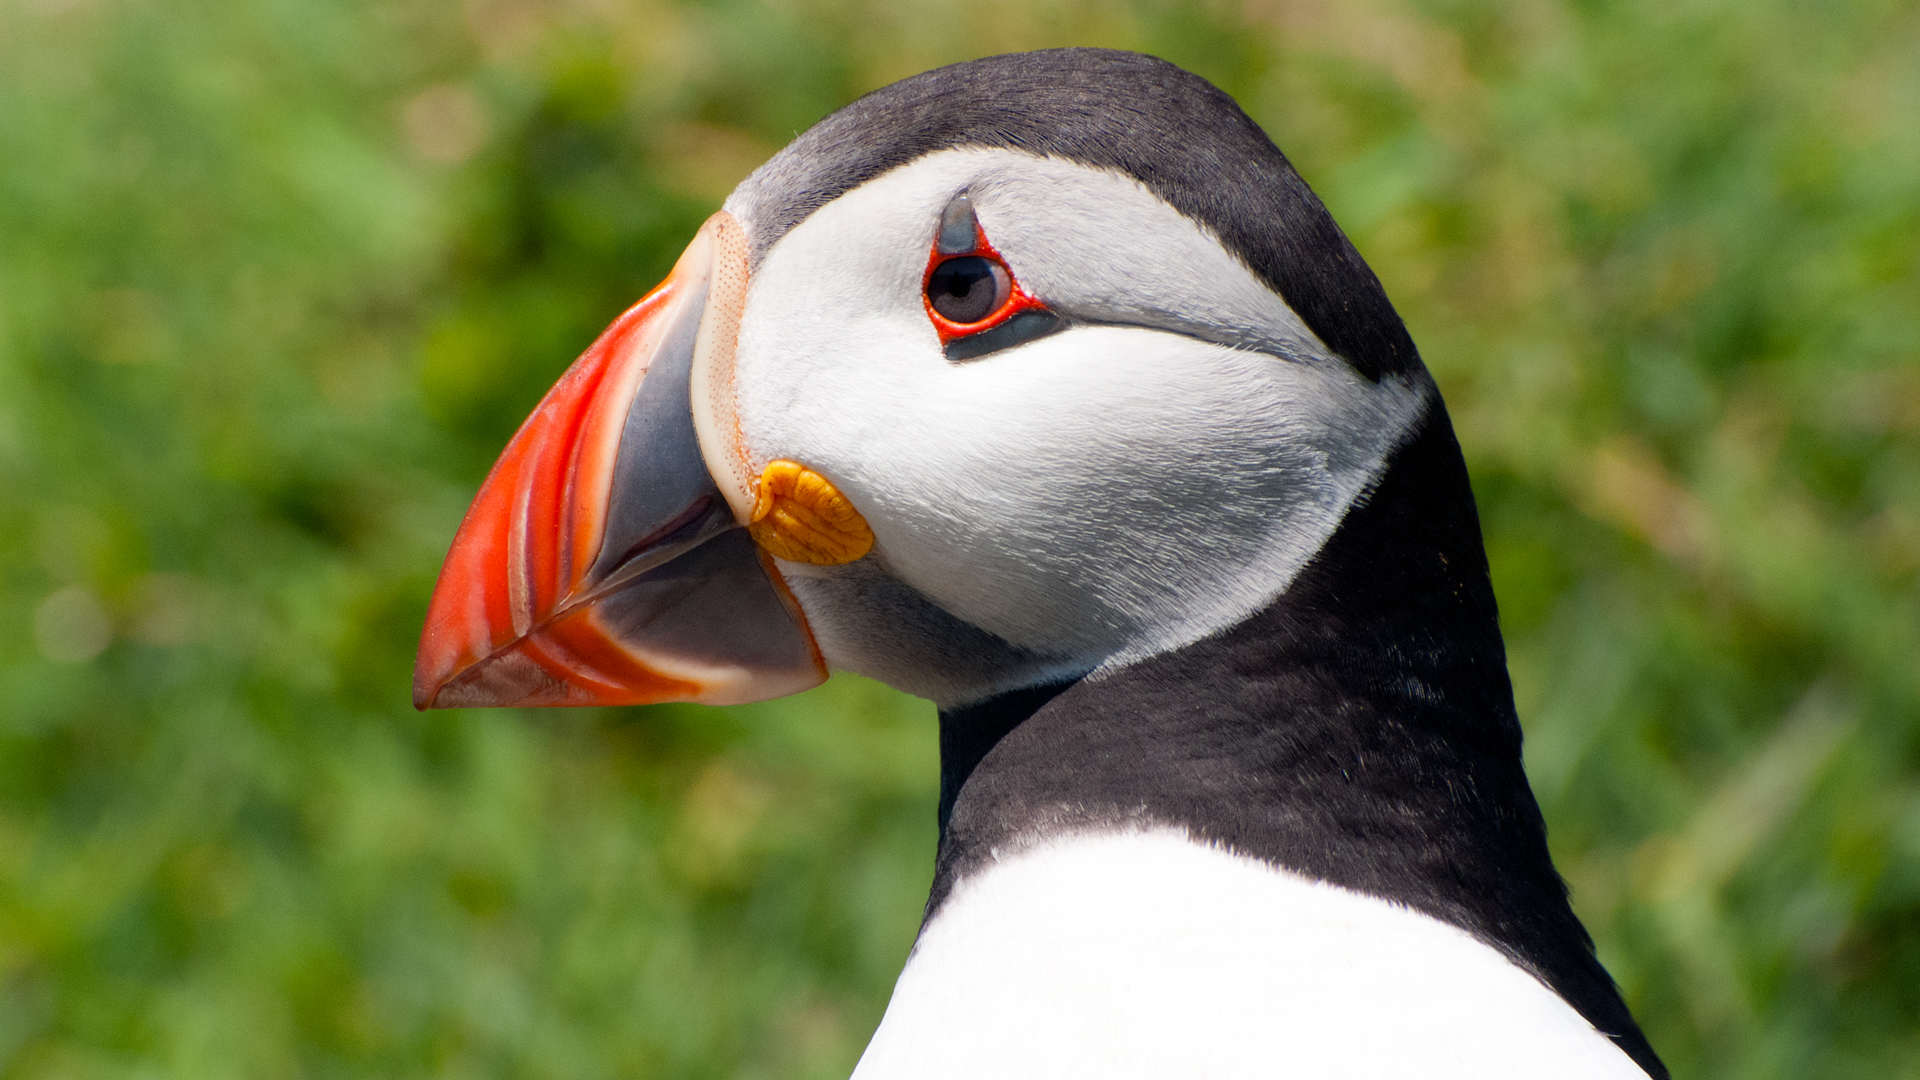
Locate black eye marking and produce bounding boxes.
[928,255,1011,325]
[937,193,976,254]
[943,309,1066,363]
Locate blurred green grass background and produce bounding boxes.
[2,0,1917,1076]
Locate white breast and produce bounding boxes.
[853,830,1646,1080]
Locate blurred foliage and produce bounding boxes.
[0,0,1916,1076]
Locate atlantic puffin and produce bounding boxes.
[413,49,1667,1079]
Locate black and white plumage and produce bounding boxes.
[415,48,1667,1079]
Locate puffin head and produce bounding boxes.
[413,48,1433,712]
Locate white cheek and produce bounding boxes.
[844,329,1419,658]
[732,148,1425,690]
[743,314,1419,666]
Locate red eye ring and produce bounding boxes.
[921,217,1050,344]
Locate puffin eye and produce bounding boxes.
[927,256,1011,326]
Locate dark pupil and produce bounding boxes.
[928,256,1006,325]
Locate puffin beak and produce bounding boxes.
[413,212,826,709]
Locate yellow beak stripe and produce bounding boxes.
[747,460,875,565]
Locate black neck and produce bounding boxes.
[932,403,1666,1079]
